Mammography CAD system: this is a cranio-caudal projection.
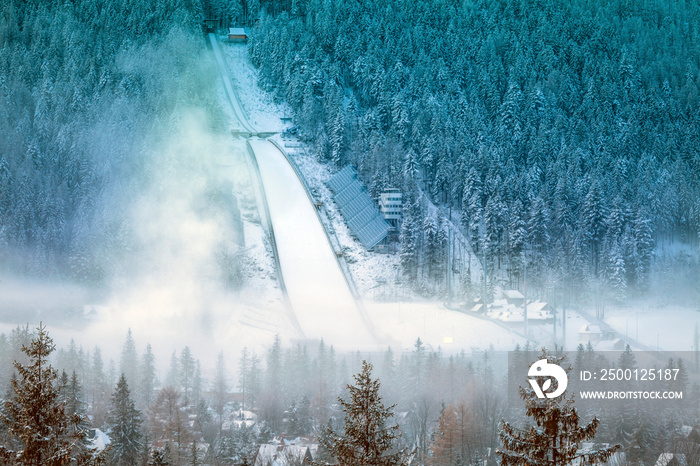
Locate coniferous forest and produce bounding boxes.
[0,0,218,281]
[3,0,699,300]
[249,0,700,300]
[1,326,699,465]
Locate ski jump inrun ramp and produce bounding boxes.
[208,33,382,350]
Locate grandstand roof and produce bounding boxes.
[327,166,389,249]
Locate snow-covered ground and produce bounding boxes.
[222,140,288,333]
[220,42,290,133]
[367,301,524,352]
[209,34,255,133]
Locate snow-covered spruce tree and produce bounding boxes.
[138,344,157,410]
[108,373,142,465]
[632,209,654,286]
[399,207,420,282]
[65,370,87,422]
[423,217,438,280]
[260,334,284,433]
[215,422,260,465]
[315,360,409,466]
[120,329,139,392]
[214,352,228,432]
[0,323,104,465]
[179,346,196,406]
[498,351,619,466]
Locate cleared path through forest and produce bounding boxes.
[209,33,381,349]
[208,33,255,133]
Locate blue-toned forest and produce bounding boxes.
[0,0,216,281]
[249,0,700,300]
[2,0,699,300]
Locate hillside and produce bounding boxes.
[0,0,212,281]
[248,0,700,304]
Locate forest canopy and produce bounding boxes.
[249,0,700,298]
[0,0,211,280]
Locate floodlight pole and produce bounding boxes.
[482,243,488,315]
[447,228,452,305]
[523,249,528,340]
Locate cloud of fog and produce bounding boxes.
[77,106,284,373]
[0,28,289,384]
[0,114,280,381]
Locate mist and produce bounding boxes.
[0,23,282,373]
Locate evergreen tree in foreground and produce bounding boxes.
[498,350,619,465]
[315,360,409,466]
[108,373,143,465]
[0,323,103,465]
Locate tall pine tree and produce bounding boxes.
[108,373,142,466]
[498,350,619,466]
[0,323,102,465]
[120,329,138,392]
[138,344,157,411]
[316,360,409,466]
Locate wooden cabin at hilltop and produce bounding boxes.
[228,27,248,41]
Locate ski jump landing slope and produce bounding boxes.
[249,140,379,349]
[209,33,380,350]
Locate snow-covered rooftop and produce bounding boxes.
[502,290,524,300]
[254,444,313,466]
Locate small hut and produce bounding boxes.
[228,27,248,41]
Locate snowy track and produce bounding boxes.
[208,33,255,133]
[249,139,380,349]
[209,33,381,349]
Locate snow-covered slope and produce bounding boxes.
[249,139,381,349]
